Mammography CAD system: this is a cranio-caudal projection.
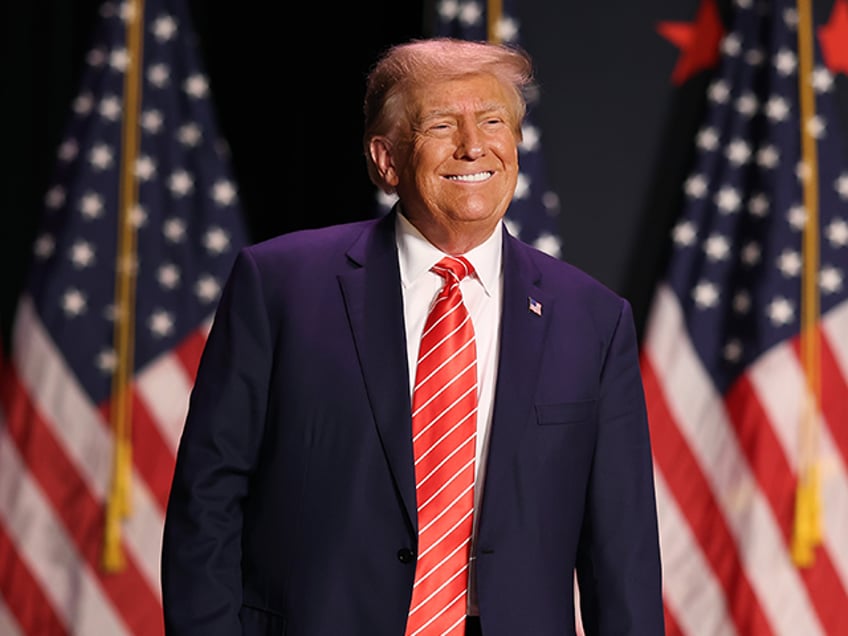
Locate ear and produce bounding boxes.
[369,136,400,188]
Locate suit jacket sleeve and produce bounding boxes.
[161,248,271,635]
[576,298,665,635]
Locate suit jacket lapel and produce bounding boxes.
[338,212,418,531]
[481,232,551,528]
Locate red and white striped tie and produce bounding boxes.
[405,255,478,636]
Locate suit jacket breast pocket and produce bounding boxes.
[535,400,596,426]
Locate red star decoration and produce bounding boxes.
[657,0,725,85]
[819,0,848,76]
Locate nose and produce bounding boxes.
[455,124,485,160]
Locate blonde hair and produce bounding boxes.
[363,37,534,191]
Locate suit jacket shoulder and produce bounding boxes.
[506,233,631,333]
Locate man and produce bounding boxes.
[161,37,665,635]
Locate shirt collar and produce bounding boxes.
[395,208,503,296]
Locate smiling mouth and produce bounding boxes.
[445,171,494,183]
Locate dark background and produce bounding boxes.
[2,0,846,349]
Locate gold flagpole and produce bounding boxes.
[487,0,502,43]
[791,0,823,568]
[103,0,145,572]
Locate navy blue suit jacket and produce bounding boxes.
[161,211,664,635]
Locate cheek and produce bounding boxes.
[507,139,520,162]
[414,135,456,160]
[492,136,519,165]
[499,149,520,179]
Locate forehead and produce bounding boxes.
[408,73,514,119]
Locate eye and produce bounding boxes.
[425,121,455,137]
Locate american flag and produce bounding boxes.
[640,0,848,634]
[374,0,563,258]
[0,0,248,633]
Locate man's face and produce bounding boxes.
[386,73,520,251]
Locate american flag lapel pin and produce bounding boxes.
[528,297,542,316]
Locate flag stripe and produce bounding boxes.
[0,599,24,636]
[135,342,196,455]
[727,372,848,635]
[2,354,163,633]
[822,301,848,379]
[171,321,210,382]
[13,298,167,596]
[0,487,64,636]
[641,347,773,635]
[751,337,848,596]
[0,423,128,635]
[662,607,686,636]
[819,335,848,466]
[644,284,827,635]
[791,322,848,467]
[724,377,794,537]
[653,469,738,636]
[126,391,179,510]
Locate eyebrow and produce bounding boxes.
[418,102,510,122]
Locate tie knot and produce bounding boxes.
[432,255,475,284]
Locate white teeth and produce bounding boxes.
[447,171,492,182]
